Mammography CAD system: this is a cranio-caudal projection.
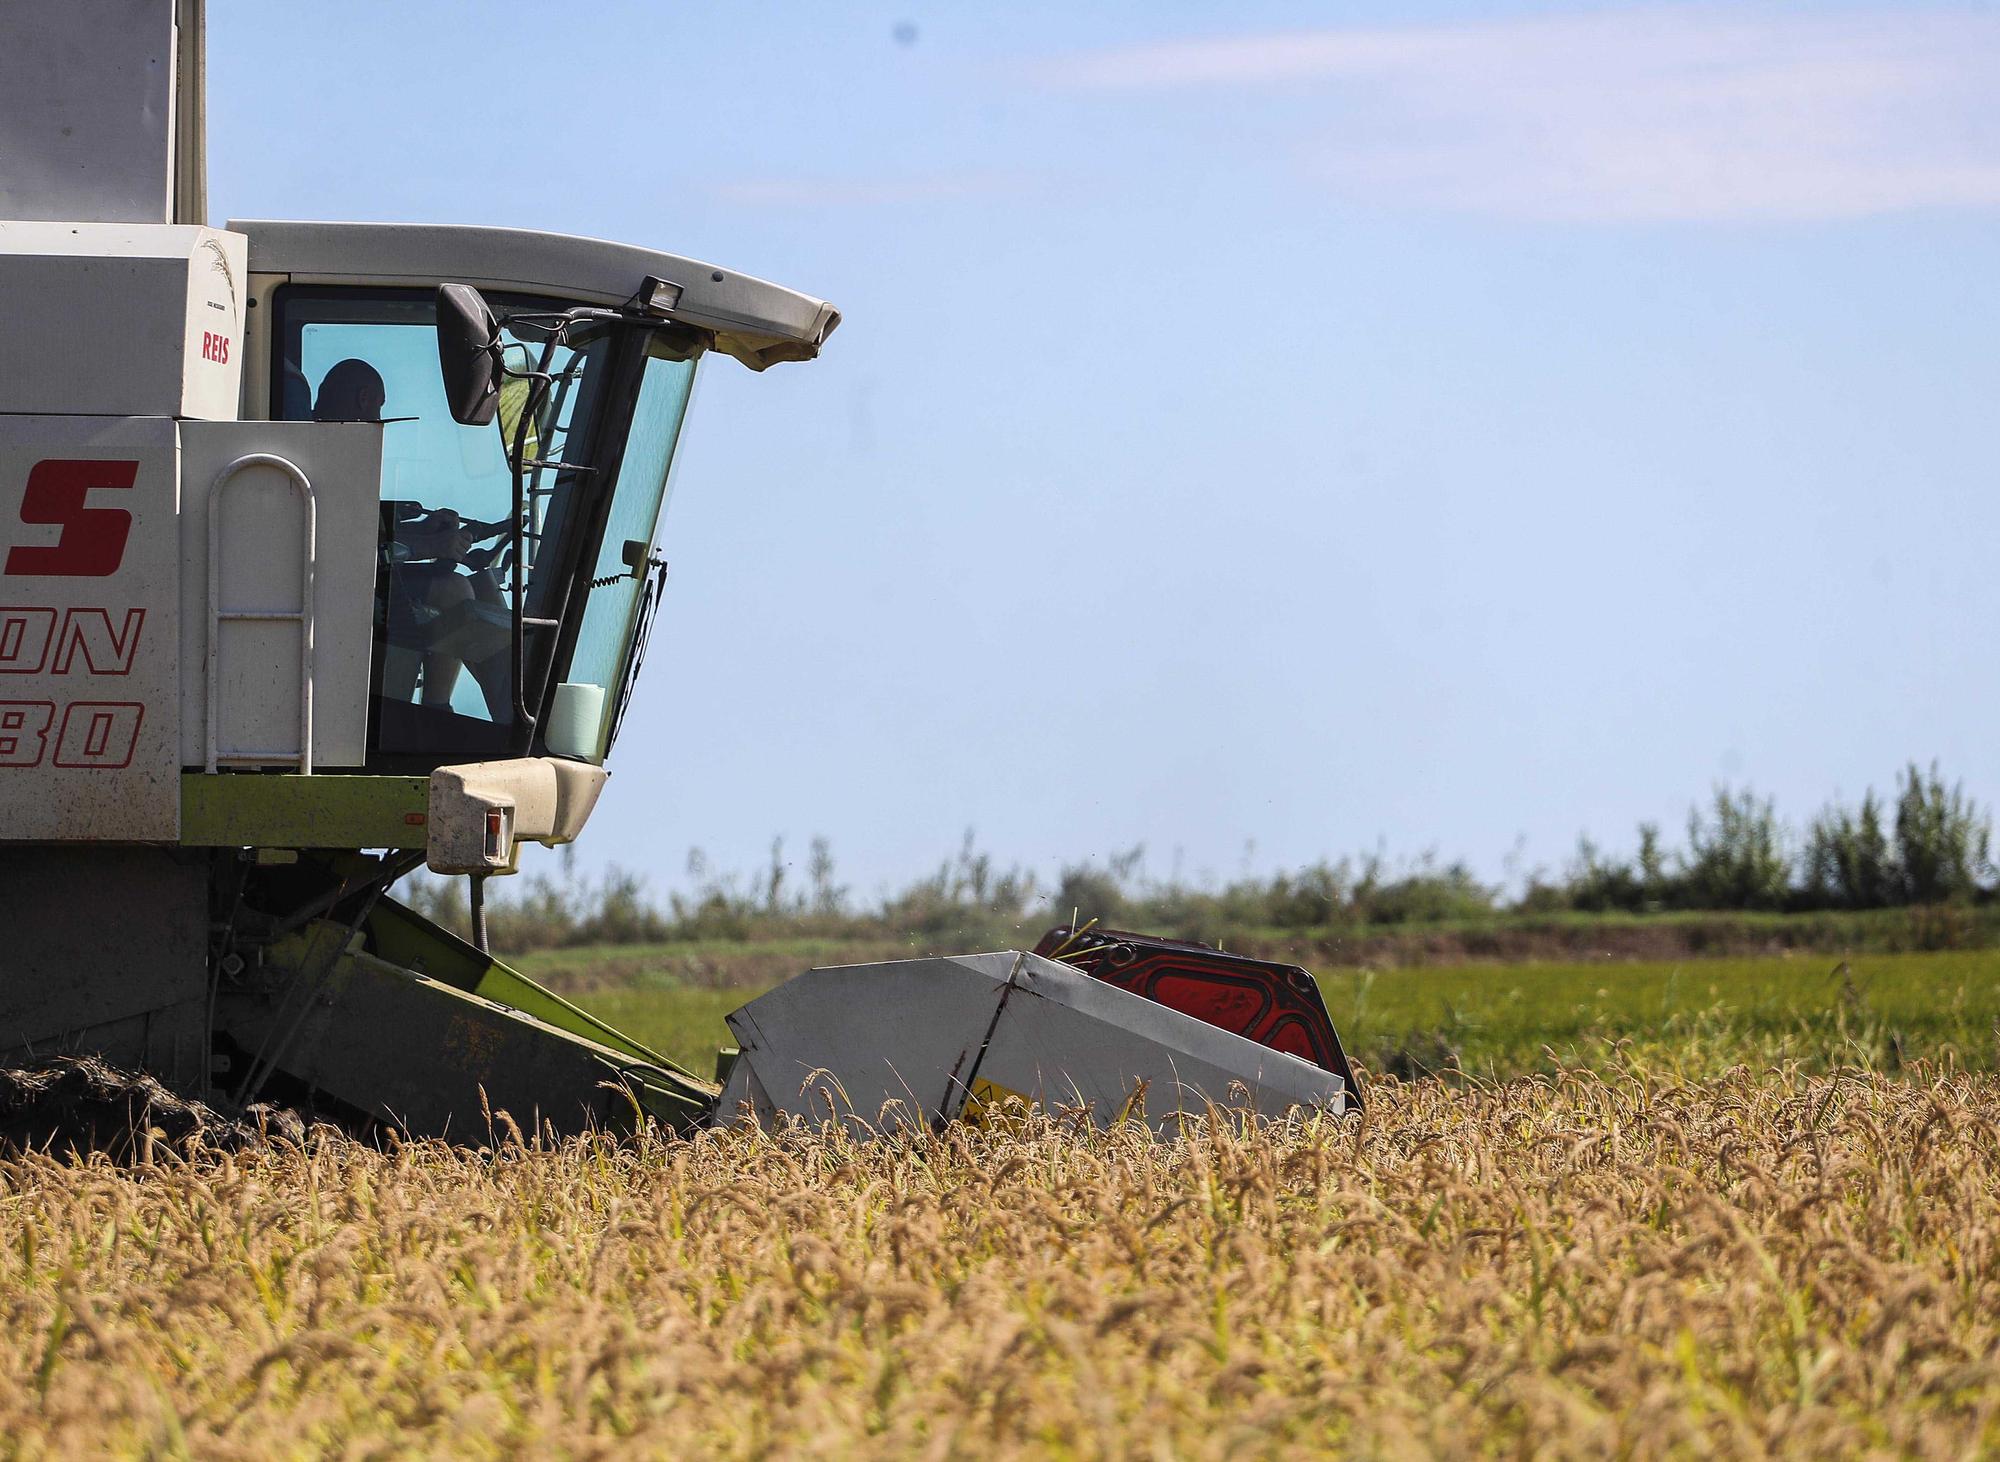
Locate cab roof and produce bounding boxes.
[231,219,839,371]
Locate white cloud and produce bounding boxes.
[1036,8,2000,221]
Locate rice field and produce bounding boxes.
[5,1056,2000,1457]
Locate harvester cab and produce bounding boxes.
[236,223,834,780]
[0,1,1357,1143]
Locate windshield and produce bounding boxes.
[548,348,697,762]
[273,287,612,762]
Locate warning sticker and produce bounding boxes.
[961,1077,1033,1127]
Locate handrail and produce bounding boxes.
[206,453,316,774]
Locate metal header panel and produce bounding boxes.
[717,951,1349,1137]
[0,0,183,224]
[230,219,841,370]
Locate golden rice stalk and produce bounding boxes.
[1,1062,1998,1458]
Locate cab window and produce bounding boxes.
[270,286,606,767]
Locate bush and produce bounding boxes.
[1802,791,1895,910]
[1258,862,1349,929]
[573,868,672,946]
[1565,832,1649,914]
[1677,787,1790,912]
[1352,856,1494,925]
[1894,762,1993,904]
[1050,846,1141,929]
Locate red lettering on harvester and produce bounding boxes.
[0,608,54,673]
[52,701,142,769]
[4,460,138,577]
[50,608,144,676]
[0,701,53,766]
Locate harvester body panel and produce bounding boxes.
[0,0,186,225]
[0,847,208,1088]
[0,415,183,839]
[177,420,382,770]
[0,415,387,841]
[0,223,245,419]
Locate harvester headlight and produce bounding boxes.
[641,275,684,316]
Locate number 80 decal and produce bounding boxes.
[0,701,143,769]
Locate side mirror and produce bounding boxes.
[435,283,501,426]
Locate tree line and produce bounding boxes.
[403,762,1994,952]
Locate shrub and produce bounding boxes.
[1676,787,1790,912]
[1352,856,1495,925]
[1565,835,1646,914]
[1051,846,1141,928]
[572,867,672,946]
[1894,762,1993,905]
[1802,791,1896,910]
[1258,861,1350,929]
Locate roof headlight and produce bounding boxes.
[641,275,683,316]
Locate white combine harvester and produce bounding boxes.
[0,0,1353,1141]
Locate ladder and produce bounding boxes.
[206,453,316,773]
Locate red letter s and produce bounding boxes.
[4,460,138,577]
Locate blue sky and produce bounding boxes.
[210,2,2000,900]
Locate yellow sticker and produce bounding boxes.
[962,1077,1032,1127]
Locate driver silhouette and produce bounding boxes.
[311,358,510,716]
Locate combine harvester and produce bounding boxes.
[0,0,1356,1141]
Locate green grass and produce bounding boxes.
[509,934,939,993]
[577,987,764,1076]
[1324,948,2000,1077]
[569,947,2000,1084]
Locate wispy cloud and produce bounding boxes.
[1036,8,2000,222]
[710,172,1024,208]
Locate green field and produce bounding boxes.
[565,947,2000,1081]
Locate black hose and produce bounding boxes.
[470,873,489,953]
